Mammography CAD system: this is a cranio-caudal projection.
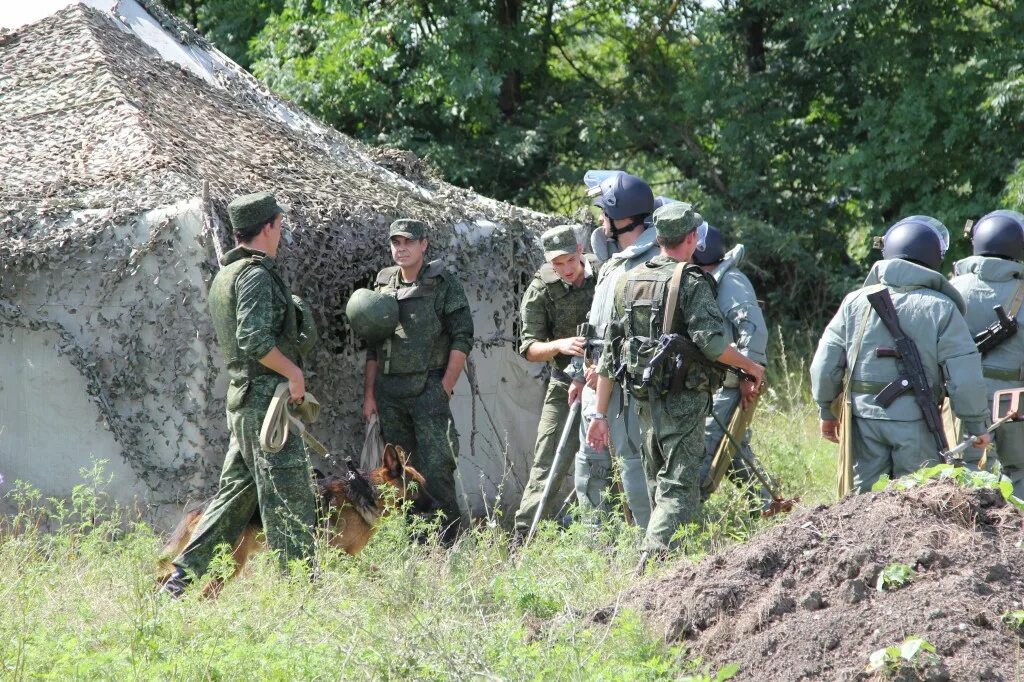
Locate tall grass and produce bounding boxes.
[0,345,835,681]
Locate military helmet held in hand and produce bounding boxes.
[971,210,1024,261]
[345,289,399,344]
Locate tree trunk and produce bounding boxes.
[496,0,522,117]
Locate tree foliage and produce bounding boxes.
[164,0,1024,326]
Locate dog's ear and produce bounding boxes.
[395,445,411,468]
[382,444,403,478]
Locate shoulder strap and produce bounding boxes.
[845,284,884,390]
[661,262,687,335]
[422,259,447,280]
[376,266,400,286]
[1006,279,1024,318]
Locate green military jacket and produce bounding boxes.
[367,259,474,386]
[597,254,729,387]
[518,254,599,384]
[810,258,988,434]
[950,256,1024,387]
[209,246,315,411]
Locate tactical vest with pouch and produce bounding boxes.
[619,260,725,400]
[373,260,451,376]
[536,253,601,381]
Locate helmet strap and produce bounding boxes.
[606,214,647,244]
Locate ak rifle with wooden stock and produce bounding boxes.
[866,288,949,456]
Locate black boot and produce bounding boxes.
[159,567,191,599]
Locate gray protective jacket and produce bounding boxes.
[810,259,989,434]
[715,254,768,366]
[950,256,1024,388]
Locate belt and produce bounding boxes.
[849,379,943,401]
[983,366,1024,382]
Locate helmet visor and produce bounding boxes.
[695,221,709,252]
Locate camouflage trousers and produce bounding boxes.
[637,390,711,552]
[174,404,318,578]
[699,387,771,510]
[513,379,578,532]
[376,374,463,537]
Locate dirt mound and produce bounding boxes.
[618,482,1024,680]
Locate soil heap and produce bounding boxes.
[621,481,1024,680]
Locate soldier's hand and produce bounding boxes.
[568,379,583,406]
[584,366,598,388]
[288,371,306,404]
[739,376,759,409]
[362,395,378,419]
[972,432,992,449]
[820,419,839,443]
[743,362,766,389]
[586,418,610,452]
[556,336,586,357]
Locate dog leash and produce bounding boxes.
[259,382,331,457]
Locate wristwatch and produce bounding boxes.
[586,411,607,421]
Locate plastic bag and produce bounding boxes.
[360,413,385,471]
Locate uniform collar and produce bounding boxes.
[220,245,274,269]
[863,258,966,314]
[953,255,1024,282]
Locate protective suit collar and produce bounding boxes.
[952,255,1024,282]
[863,258,966,314]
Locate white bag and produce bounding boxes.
[360,413,385,471]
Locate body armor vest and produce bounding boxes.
[374,260,450,375]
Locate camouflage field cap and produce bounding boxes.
[227,191,285,234]
[653,201,703,240]
[541,225,579,261]
[389,219,428,240]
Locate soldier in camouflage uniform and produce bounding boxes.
[587,203,765,559]
[950,210,1024,492]
[811,216,990,492]
[512,225,599,535]
[362,219,474,540]
[163,192,319,596]
[693,226,772,510]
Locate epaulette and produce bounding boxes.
[376,265,400,285]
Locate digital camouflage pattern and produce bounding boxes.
[369,260,474,534]
[599,253,729,551]
[513,256,598,532]
[950,255,1024,495]
[700,262,771,506]
[811,258,989,492]
[174,245,317,577]
[576,227,659,529]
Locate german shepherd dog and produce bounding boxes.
[158,444,434,591]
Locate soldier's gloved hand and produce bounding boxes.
[556,336,586,357]
[586,417,610,451]
[973,433,992,449]
[288,370,306,404]
[820,419,839,443]
[568,379,583,406]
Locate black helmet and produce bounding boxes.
[880,215,949,271]
[692,225,725,265]
[590,172,654,220]
[971,210,1024,261]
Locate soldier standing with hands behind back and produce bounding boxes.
[362,219,474,541]
[512,225,599,538]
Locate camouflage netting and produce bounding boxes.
[0,3,567,513]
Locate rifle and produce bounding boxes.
[973,305,1018,355]
[645,333,758,389]
[866,288,949,454]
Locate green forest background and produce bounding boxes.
[163,0,1024,327]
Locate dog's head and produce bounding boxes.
[373,444,438,514]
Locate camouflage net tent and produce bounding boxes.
[0,0,568,524]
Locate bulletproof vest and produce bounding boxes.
[209,251,303,409]
[619,260,724,398]
[374,260,450,375]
